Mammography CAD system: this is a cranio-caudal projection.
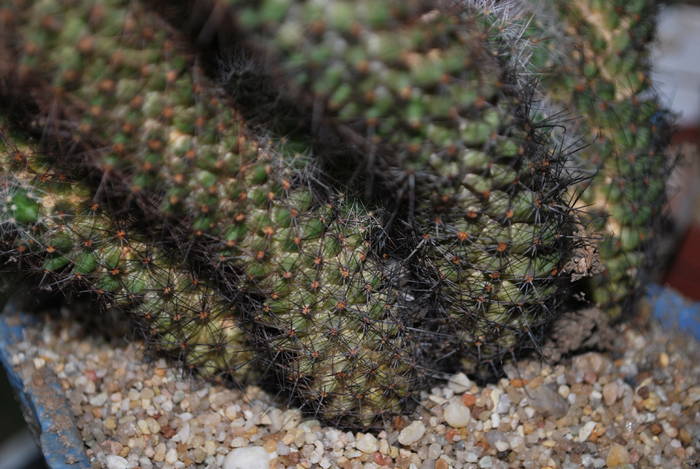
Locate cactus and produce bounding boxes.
[185,0,579,371]
[0,120,256,381]
[0,0,672,428]
[0,0,427,426]
[507,0,672,318]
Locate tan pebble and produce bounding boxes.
[511,378,526,388]
[281,432,294,445]
[436,458,449,469]
[146,418,160,434]
[104,417,117,431]
[659,352,669,368]
[663,421,678,438]
[603,382,618,406]
[263,438,276,453]
[137,419,150,435]
[462,393,476,407]
[679,428,692,445]
[203,440,217,455]
[527,376,544,389]
[606,443,630,467]
[397,420,426,445]
[225,405,238,420]
[642,394,659,412]
[542,439,556,448]
[649,423,662,435]
[356,433,379,453]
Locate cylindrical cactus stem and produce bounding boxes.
[0,0,425,426]
[517,0,672,317]
[193,0,578,370]
[0,121,256,382]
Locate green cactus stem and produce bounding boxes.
[514,0,672,318]
[193,0,578,371]
[0,0,425,426]
[0,120,256,382]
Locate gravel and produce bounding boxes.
[4,307,699,468]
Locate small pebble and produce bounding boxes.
[529,385,569,418]
[602,382,618,406]
[606,444,630,467]
[398,420,426,446]
[224,446,270,469]
[356,433,379,453]
[577,421,597,442]
[448,373,472,393]
[443,400,470,428]
[105,455,128,469]
[164,448,178,464]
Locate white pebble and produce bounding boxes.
[576,422,595,443]
[479,455,493,468]
[355,433,379,453]
[105,455,129,469]
[172,423,190,443]
[448,373,472,393]
[577,421,596,442]
[165,448,178,464]
[398,420,426,446]
[444,399,471,428]
[494,440,509,452]
[224,446,271,469]
[89,393,107,407]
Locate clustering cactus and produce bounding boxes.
[0,120,256,381]
[181,0,579,374]
[0,0,427,426]
[0,0,672,428]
